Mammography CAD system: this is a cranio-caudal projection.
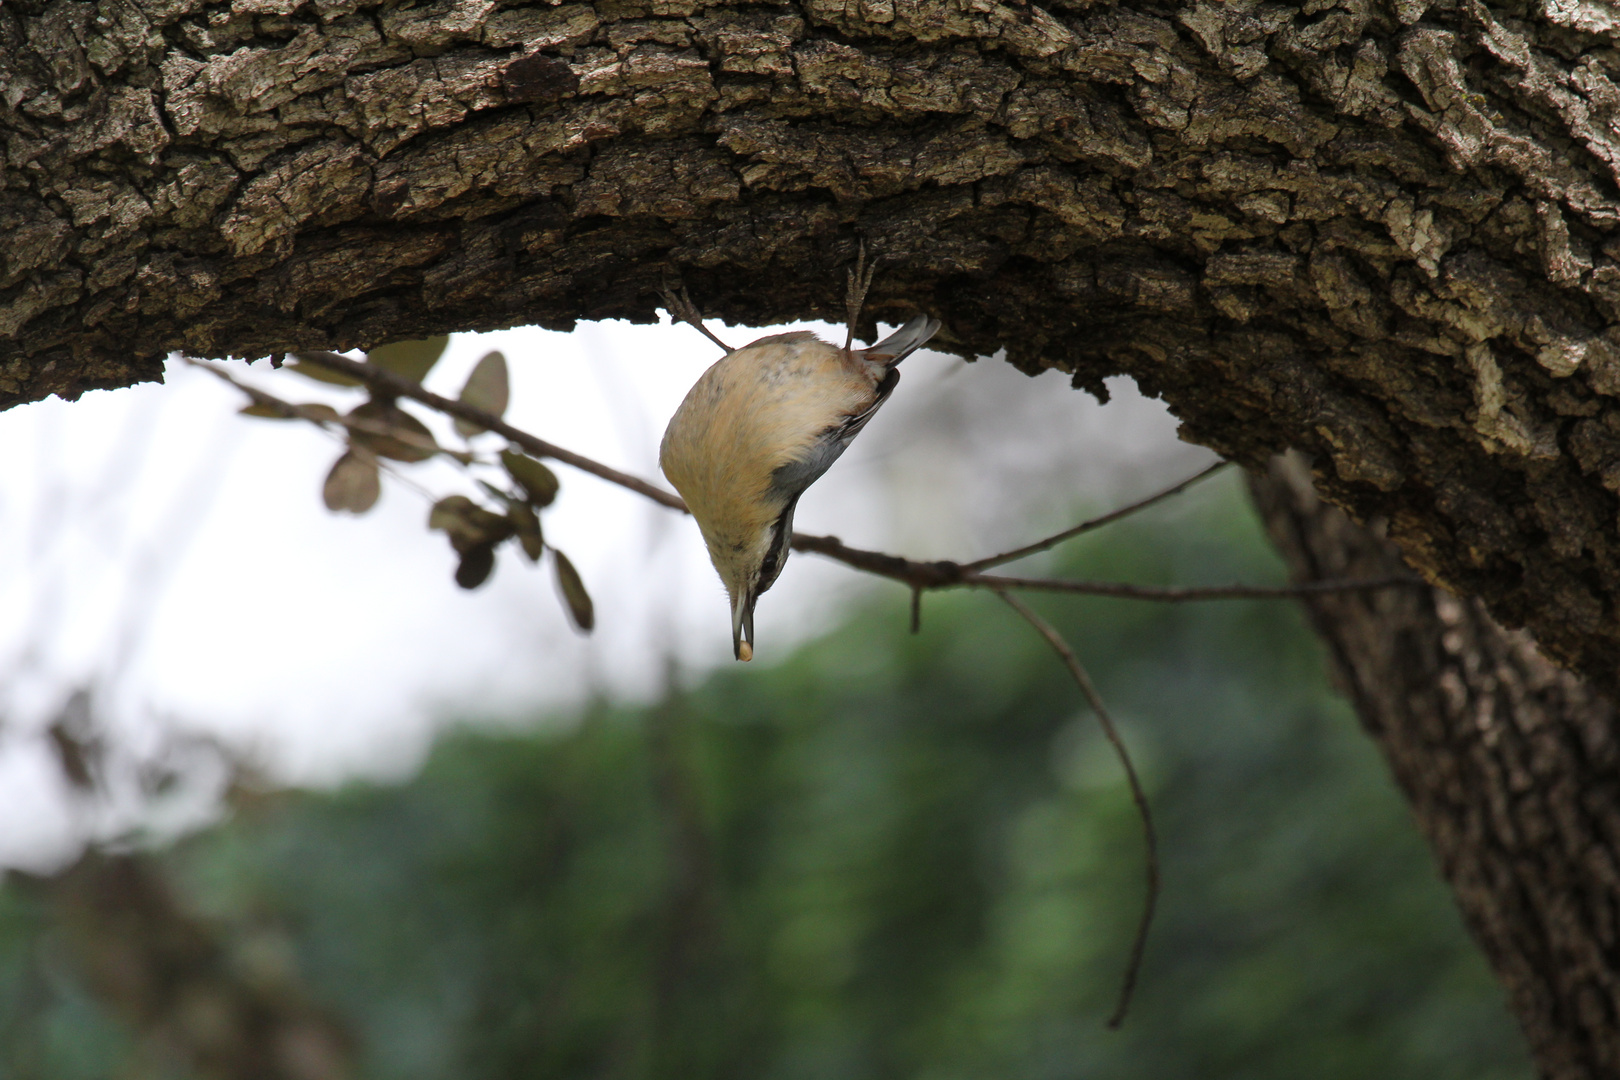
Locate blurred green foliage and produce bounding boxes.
[0,476,1530,1078]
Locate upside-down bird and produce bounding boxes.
[659,259,941,662]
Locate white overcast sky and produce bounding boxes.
[0,317,1214,868]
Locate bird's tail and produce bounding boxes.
[864,314,941,365]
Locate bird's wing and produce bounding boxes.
[768,367,900,501]
[828,365,900,447]
[765,314,937,503]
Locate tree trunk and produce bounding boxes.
[1249,453,1620,1080]
[10,0,1620,1067]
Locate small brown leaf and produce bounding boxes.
[501,449,559,507]
[348,400,438,462]
[367,335,449,384]
[288,352,365,386]
[323,451,381,514]
[242,402,343,423]
[553,550,594,633]
[428,494,478,532]
[428,495,513,553]
[239,402,293,419]
[454,351,509,436]
[509,502,544,561]
[455,543,497,589]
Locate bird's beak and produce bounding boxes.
[731,589,756,662]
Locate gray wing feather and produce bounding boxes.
[766,313,938,502]
[865,314,941,363]
[770,367,901,501]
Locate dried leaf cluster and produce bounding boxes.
[242,337,593,633]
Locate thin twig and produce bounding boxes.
[247,353,690,513]
[967,572,1424,601]
[790,532,1424,602]
[995,589,1157,1030]
[204,356,1425,602]
[963,460,1231,572]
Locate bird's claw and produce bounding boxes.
[843,239,878,351]
[661,278,734,354]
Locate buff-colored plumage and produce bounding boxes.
[661,314,940,661]
[663,333,874,559]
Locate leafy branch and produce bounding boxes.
[185,343,595,629]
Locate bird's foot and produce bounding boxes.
[660,279,734,354]
[843,239,878,352]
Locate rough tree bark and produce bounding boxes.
[1250,454,1620,1080]
[7,0,1620,1070]
[7,0,1620,689]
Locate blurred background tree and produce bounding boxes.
[0,474,1531,1079]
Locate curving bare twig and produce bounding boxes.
[996,589,1158,1030]
[789,532,1423,602]
[963,460,1231,572]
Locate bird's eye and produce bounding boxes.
[756,547,780,590]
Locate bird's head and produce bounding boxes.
[660,319,926,664]
[699,500,796,663]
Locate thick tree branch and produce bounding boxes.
[8,0,1620,694]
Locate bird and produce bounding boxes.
[659,255,941,662]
